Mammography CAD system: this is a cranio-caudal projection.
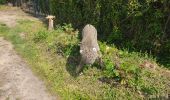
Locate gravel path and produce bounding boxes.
[0,7,57,100]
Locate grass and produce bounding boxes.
[0,14,170,99]
[0,5,15,10]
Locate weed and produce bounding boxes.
[33,31,48,43]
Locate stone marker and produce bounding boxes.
[76,24,103,74]
[46,15,55,30]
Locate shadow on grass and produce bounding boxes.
[65,44,106,77]
[65,45,80,77]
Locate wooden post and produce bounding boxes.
[46,15,55,31]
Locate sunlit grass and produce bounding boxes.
[0,5,16,10]
[0,18,169,100]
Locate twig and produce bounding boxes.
[164,13,170,33]
[161,13,170,42]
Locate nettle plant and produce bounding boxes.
[99,42,143,86]
[52,24,79,57]
[33,30,48,43]
[99,42,120,78]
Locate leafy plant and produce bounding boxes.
[62,23,74,34]
[33,31,48,43]
[0,0,6,4]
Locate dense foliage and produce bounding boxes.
[6,0,170,67]
[0,0,5,4]
[37,0,170,67]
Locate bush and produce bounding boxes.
[33,31,48,43]
[37,0,170,67]
[0,0,6,4]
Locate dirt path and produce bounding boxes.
[0,8,57,100]
[0,7,39,27]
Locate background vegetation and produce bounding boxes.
[45,0,170,67]
[0,0,5,4]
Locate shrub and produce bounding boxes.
[33,31,48,43]
[0,0,6,4]
[37,0,170,67]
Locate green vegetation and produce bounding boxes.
[0,0,5,4]
[0,16,169,99]
[37,0,170,67]
[0,5,10,10]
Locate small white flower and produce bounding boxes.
[80,50,83,53]
[106,46,110,50]
[79,72,83,75]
